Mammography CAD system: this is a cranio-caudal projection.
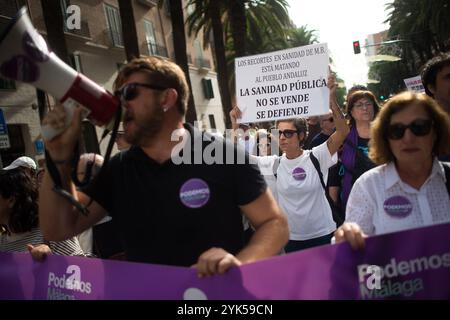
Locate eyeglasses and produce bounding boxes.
[114,82,167,102]
[387,119,433,140]
[278,129,298,138]
[354,102,373,109]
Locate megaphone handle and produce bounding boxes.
[41,99,89,141]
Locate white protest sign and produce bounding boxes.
[404,75,425,93]
[235,43,329,124]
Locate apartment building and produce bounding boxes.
[0,0,225,167]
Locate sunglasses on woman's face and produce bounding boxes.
[387,119,433,140]
[114,82,167,102]
[278,129,298,138]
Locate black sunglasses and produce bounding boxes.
[322,117,334,123]
[115,82,167,101]
[278,129,299,138]
[387,119,433,140]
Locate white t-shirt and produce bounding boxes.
[237,135,257,155]
[76,216,112,255]
[255,155,279,202]
[276,142,337,240]
[346,159,450,236]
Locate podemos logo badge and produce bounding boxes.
[179,178,210,208]
[383,196,412,218]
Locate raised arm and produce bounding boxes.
[229,106,241,143]
[39,105,107,241]
[326,74,350,155]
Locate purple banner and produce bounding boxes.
[1,222,450,300]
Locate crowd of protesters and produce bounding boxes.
[1,51,449,278]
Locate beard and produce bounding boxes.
[123,106,165,147]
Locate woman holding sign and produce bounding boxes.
[231,75,349,252]
[335,92,450,249]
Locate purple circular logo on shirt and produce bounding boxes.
[0,55,39,82]
[179,178,210,208]
[292,167,306,181]
[23,31,49,62]
[383,196,412,218]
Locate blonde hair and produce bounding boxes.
[369,91,450,165]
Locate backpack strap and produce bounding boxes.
[310,152,327,190]
[310,152,344,226]
[273,156,281,179]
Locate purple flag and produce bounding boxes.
[1,222,449,299]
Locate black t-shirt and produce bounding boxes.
[329,137,375,187]
[84,124,266,267]
[304,123,321,150]
[349,137,374,183]
[309,132,330,149]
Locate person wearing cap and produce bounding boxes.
[3,156,37,175]
[39,56,288,277]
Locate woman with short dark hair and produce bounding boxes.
[0,168,84,259]
[231,75,350,252]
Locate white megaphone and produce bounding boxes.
[0,7,120,141]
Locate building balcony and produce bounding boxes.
[104,28,124,48]
[142,41,168,58]
[195,57,211,70]
[64,19,91,39]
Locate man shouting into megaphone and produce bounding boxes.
[39,56,288,278]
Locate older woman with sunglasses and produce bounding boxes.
[335,92,450,249]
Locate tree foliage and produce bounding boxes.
[368,0,450,100]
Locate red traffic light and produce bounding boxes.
[353,41,361,54]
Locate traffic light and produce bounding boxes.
[353,41,361,54]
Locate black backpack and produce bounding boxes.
[310,153,344,227]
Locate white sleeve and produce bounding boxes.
[311,141,338,176]
[255,155,278,177]
[345,175,376,235]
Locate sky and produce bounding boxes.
[287,0,391,88]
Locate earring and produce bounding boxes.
[163,106,168,112]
